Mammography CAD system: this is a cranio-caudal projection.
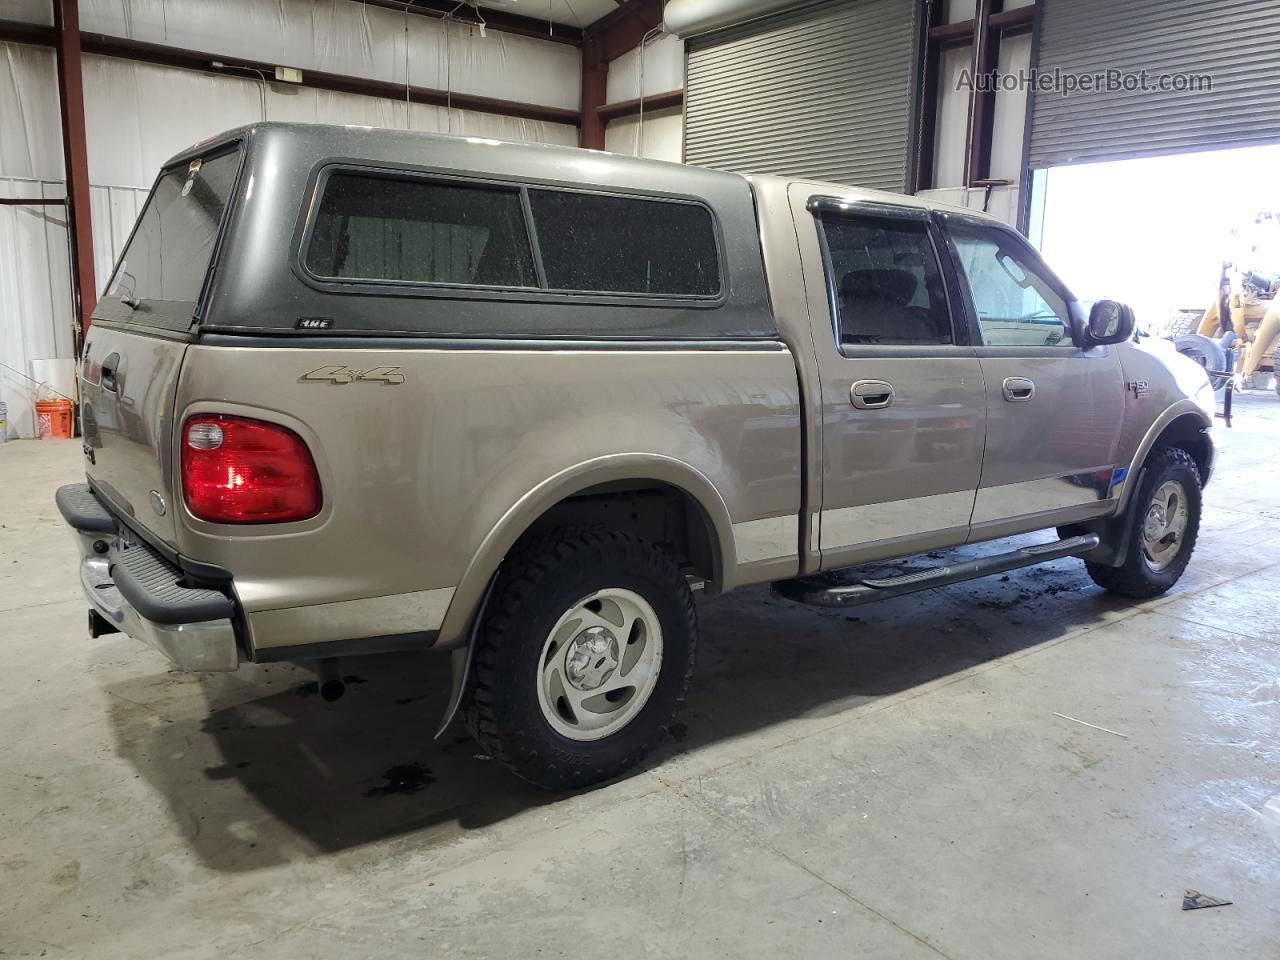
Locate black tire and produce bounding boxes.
[1174,333,1228,375]
[1085,447,1201,598]
[468,526,696,791]
[1165,309,1203,338]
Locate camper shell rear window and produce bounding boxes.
[301,167,724,301]
[97,144,243,331]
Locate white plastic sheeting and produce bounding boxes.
[0,177,147,437]
[0,2,581,436]
[606,33,683,103]
[0,43,64,180]
[80,54,577,187]
[0,178,74,438]
[603,35,685,163]
[0,0,51,24]
[77,0,580,110]
[932,44,969,189]
[989,31,1031,182]
[931,34,1031,188]
[604,107,683,163]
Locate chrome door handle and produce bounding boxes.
[1002,377,1035,402]
[850,380,895,410]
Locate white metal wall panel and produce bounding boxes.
[684,0,917,189]
[1029,0,1280,167]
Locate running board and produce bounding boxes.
[771,534,1101,608]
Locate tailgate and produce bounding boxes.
[79,140,243,549]
[80,326,186,547]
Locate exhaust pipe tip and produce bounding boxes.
[317,658,345,702]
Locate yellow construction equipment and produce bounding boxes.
[1195,269,1280,387]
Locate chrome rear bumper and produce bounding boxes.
[60,484,239,672]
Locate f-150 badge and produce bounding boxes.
[299,365,405,385]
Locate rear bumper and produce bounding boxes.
[56,483,240,672]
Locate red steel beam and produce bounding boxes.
[989,6,1034,33]
[914,0,945,191]
[0,21,579,127]
[580,55,609,148]
[362,0,583,45]
[52,0,97,343]
[79,32,582,125]
[596,88,683,123]
[579,0,665,149]
[0,17,53,44]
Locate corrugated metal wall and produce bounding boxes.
[1029,0,1280,167]
[684,0,918,190]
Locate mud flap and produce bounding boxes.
[433,572,498,739]
[1058,465,1148,568]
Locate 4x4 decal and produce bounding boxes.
[299,365,405,385]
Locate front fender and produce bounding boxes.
[1115,399,1212,513]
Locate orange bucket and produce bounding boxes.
[35,399,74,440]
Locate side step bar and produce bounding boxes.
[771,534,1101,608]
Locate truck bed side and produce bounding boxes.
[174,340,802,655]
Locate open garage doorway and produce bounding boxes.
[1029,143,1280,341]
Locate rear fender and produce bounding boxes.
[434,454,736,652]
[431,455,734,738]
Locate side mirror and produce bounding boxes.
[1081,299,1135,347]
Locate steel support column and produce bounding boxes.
[580,51,609,148]
[53,0,96,342]
[578,0,665,150]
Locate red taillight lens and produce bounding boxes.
[181,415,321,523]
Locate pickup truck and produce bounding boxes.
[58,122,1217,789]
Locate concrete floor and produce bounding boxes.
[3,394,1280,959]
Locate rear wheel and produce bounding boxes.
[1085,447,1201,598]
[468,526,696,790]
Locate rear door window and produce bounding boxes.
[101,147,241,330]
[528,190,720,296]
[305,173,536,287]
[818,211,954,347]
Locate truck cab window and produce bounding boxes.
[818,213,953,347]
[948,223,1073,348]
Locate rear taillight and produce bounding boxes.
[181,415,321,524]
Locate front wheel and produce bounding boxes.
[1085,446,1201,598]
[467,526,696,790]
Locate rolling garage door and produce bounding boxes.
[1029,0,1280,168]
[683,0,917,190]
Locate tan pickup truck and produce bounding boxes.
[59,123,1217,788]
